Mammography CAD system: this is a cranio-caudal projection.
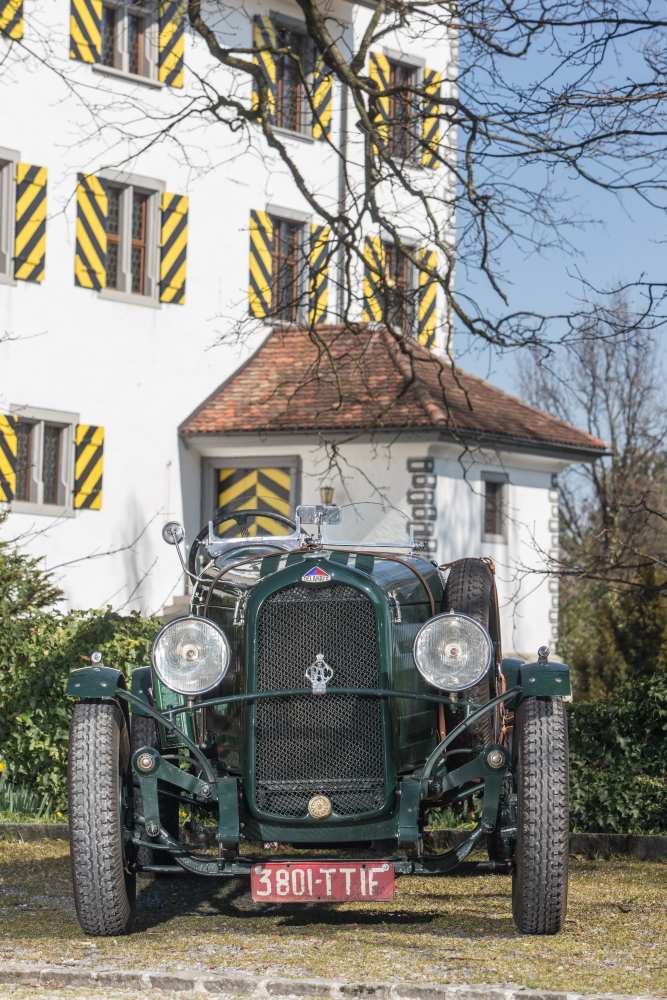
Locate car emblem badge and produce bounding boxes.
[305,653,334,694]
[302,565,331,584]
[308,794,333,820]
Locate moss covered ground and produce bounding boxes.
[0,839,665,996]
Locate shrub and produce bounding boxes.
[568,673,667,834]
[0,608,159,812]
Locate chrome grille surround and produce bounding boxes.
[253,581,386,819]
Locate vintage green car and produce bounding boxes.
[66,504,570,937]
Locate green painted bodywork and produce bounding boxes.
[66,664,126,699]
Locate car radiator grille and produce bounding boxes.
[253,582,386,819]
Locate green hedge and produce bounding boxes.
[568,672,667,834]
[0,609,159,812]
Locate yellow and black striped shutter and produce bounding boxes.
[74,174,107,291]
[311,57,333,141]
[217,466,293,537]
[0,414,17,503]
[368,52,390,148]
[361,235,385,323]
[417,246,437,348]
[159,192,188,304]
[248,209,273,318]
[69,0,102,63]
[14,164,47,283]
[0,0,23,40]
[158,0,185,89]
[74,424,104,510]
[308,224,330,325]
[422,67,442,169]
[252,15,277,120]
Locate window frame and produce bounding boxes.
[9,405,79,518]
[386,57,420,164]
[0,145,19,285]
[382,239,418,336]
[98,170,163,307]
[95,0,159,84]
[267,208,309,324]
[272,14,313,139]
[481,471,509,544]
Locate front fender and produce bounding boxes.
[501,657,571,698]
[66,665,127,700]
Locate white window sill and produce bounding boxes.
[273,125,314,145]
[482,533,507,545]
[0,272,16,287]
[11,500,75,519]
[92,63,162,90]
[100,287,160,309]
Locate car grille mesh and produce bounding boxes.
[254,582,385,819]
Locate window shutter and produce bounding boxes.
[14,164,47,283]
[0,414,17,503]
[74,173,107,291]
[308,224,330,325]
[252,15,277,121]
[368,52,390,148]
[422,67,442,169]
[0,0,23,40]
[311,57,333,141]
[361,235,385,323]
[248,209,273,318]
[69,0,102,64]
[417,246,437,348]
[159,192,188,304]
[74,424,104,510]
[158,0,185,89]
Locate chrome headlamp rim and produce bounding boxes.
[412,610,493,692]
[151,614,231,697]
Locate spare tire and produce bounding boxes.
[442,558,499,747]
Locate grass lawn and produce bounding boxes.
[0,839,665,996]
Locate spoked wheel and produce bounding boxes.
[512,696,569,934]
[130,714,179,872]
[68,701,136,936]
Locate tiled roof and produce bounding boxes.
[181,325,606,456]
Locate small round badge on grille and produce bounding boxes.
[308,794,332,820]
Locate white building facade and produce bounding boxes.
[0,1,603,655]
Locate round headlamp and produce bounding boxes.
[413,612,493,692]
[152,616,230,696]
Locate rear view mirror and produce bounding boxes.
[296,505,342,526]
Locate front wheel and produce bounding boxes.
[512,696,569,934]
[68,701,136,936]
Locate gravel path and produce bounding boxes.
[0,840,665,997]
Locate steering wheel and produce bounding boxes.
[187,509,297,577]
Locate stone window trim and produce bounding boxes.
[0,145,19,286]
[481,470,509,544]
[9,404,79,519]
[99,0,159,82]
[97,169,164,306]
[200,454,302,527]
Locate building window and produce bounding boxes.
[11,407,77,513]
[275,25,311,134]
[387,60,419,161]
[0,150,18,281]
[100,0,157,80]
[270,214,306,322]
[482,472,509,543]
[102,178,159,300]
[382,241,416,335]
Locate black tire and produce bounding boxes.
[130,715,179,871]
[68,701,136,936]
[443,558,497,747]
[512,696,569,934]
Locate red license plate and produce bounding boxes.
[251,861,395,903]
